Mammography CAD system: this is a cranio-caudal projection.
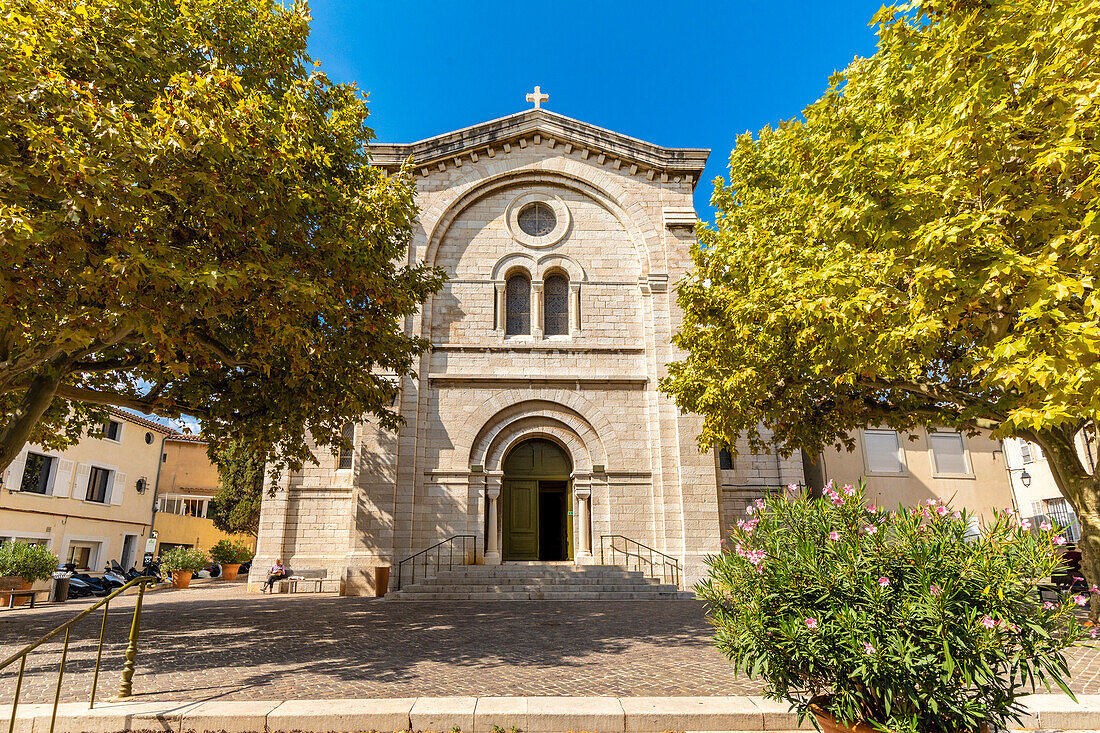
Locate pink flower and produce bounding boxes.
[1054,536,1067,546]
[951,510,962,519]
[843,484,856,497]
[805,617,818,630]
[1040,521,1052,531]
[787,482,799,492]
[1074,595,1089,606]
[754,498,766,509]
[1020,518,1032,531]
[866,505,878,513]
[864,525,878,535]
[1043,601,1056,610]
[1075,576,1084,583]
[1091,585,1099,594]
[828,531,840,541]
[935,506,949,517]
[745,505,755,516]
[878,577,890,587]
[926,498,938,507]
[1091,627,1098,639]
[930,584,942,596]
[981,615,996,629]
[864,642,875,654]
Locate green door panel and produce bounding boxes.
[503,479,539,560]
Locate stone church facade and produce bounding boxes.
[250,105,804,594]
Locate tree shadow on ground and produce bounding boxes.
[0,591,745,703]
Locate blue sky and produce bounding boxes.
[305,0,883,221]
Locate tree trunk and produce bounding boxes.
[0,369,64,477]
[1033,425,1100,622]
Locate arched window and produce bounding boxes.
[544,273,569,336]
[505,273,530,336]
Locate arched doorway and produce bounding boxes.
[502,439,572,561]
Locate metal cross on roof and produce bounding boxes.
[526,86,549,110]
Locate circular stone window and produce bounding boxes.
[506,193,570,248]
[517,202,556,237]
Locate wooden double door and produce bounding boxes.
[501,439,573,561]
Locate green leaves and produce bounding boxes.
[698,482,1086,731]
[662,0,1100,460]
[0,0,443,471]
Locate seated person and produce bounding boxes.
[262,558,287,593]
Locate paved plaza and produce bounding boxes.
[1,582,1099,705]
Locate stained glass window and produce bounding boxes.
[506,274,531,335]
[544,274,569,336]
[517,202,556,237]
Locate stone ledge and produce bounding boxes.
[5,695,1097,733]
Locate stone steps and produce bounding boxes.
[387,563,694,601]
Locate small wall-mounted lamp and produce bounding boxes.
[1020,469,1032,488]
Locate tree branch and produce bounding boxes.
[53,384,213,421]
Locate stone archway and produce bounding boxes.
[501,438,573,562]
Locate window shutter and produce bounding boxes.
[73,463,90,500]
[864,431,903,473]
[930,433,969,475]
[4,450,27,491]
[51,459,74,498]
[110,472,126,505]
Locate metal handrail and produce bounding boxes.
[396,535,475,590]
[599,535,683,589]
[2,575,157,733]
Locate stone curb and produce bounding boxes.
[5,695,1099,733]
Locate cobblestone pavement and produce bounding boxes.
[0,582,1098,704]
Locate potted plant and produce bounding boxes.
[208,540,254,581]
[698,481,1087,733]
[0,541,58,606]
[160,546,209,589]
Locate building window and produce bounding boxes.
[543,274,570,336]
[718,447,733,470]
[517,202,556,237]
[20,453,54,494]
[102,419,122,442]
[67,543,96,571]
[930,432,971,475]
[863,430,904,474]
[1020,441,1042,463]
[86,466,111,503]
[505,273,531,336]
[183,497,207,517]
[338,422,355,470]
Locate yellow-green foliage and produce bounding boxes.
[664,0,1099,456]
[0,0,443,474]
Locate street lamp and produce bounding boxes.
[1021,469,1032,488]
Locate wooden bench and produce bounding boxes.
[5,589,38,609]
[287,569,340,594]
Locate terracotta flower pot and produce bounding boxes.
[810,704,989,733]
[220,563,242,581]
[0,577,33,607]
[172,570,193,589]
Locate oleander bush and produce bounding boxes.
[208,540,255,565]
[0,541,58,582]
[160,546,209,573]
[697,481,1088,733]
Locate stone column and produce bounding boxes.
[531,280,544,339]
[485,474,502,565]
[570,283,582,335]
[574,483,593,562]
[494,282,505,332]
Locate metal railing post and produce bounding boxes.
[116,580,147,698]
[49,627,70,733]
[8,655,25,733]
[90,600,109,708]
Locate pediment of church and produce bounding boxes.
[370,109,709,187]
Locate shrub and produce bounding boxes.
[697,481,1087,733]
[0,541,58,582]
[208,540,254,565]
[160,546,208,573]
